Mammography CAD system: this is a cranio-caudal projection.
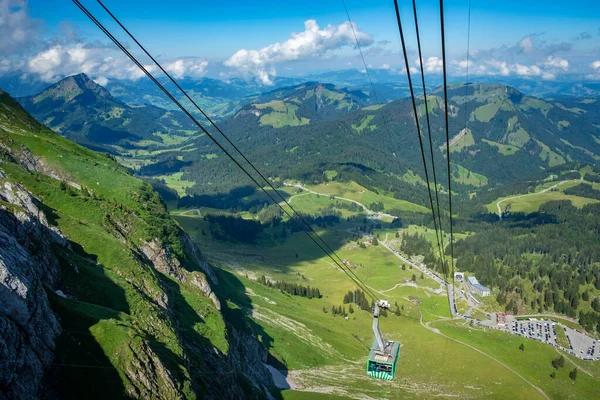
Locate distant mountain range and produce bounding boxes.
[6,73,600,200]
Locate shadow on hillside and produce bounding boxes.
[177,185,292,212]
[42,287,126,399]
[153,268,280,399]
[212,267,288,399]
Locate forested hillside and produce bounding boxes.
[147,83,600,204]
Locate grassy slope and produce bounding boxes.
[0,93,227,398]
[485,179,600,213]
[174,190,600,399]
[298,181,430,214]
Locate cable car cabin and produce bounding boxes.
[367,339,400,380]
[366,300,400,380]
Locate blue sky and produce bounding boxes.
[3,0,600,85]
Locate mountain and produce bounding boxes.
[17,73,197,153]
[0,90,274,398]
[170,83,600,199]
[233,82,374,128]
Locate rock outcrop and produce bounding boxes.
[0,177,63,399]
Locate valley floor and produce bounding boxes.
[172,182,600,399]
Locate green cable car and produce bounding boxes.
[366,300,400,380]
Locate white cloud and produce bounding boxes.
[417,56,443,73]
[25,43,208,83]
[544,56,568,70]
[224,19,373,84]
[380,63,390,70]
[591,60,600,70]
[94,76,108,86]
[514,64,542,76]
[517,36,535,53]
[164,58,208,79]
[0,0,41,55]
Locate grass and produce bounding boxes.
[555,326,570,348]
[435,321,600,400]
[299,181,430,214]
[485,179,600,214]
[537,140,566,167]
[474,101,502,122]
[362,104,384,111]
[487,192,598,214]
[351,115,376,133]
[452,163,488,186]
[0,95,229,398]
[323,170,338,180]
[155,172,196,196]
[400,170,426,186]
[171,171,600,399]
[259,103,310,128]
[449,130,475,152]
[179,212,576,398]
[483,138,520,155]
[507,127,531,147]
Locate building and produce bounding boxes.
[454,272,464,282]
[467,276,491,297]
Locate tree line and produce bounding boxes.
[256,275,322,299]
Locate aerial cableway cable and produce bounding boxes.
[464,0,472,131]
[73,0,379,302]
[93,0,378,302]
[341,0,380,104]
[439,0,456,287]
[392,0,448,279]
[410,0,445,268]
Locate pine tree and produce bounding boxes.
[569,368,578,381]
[519,343,524,351]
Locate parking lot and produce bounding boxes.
[502,317,600,360]
[507,319,557,346]
[564,326,599,360]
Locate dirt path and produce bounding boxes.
[420,311,550,400]
[552,345,595,378]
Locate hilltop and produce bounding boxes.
[234,82,373,128]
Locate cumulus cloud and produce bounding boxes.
[0,0,41,55]
[24,43,208,83]
[163,58,209,79]
[591,60,600,70]
[224,19,373,84]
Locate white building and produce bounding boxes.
[467,276,490,297]
[454,272,464,282]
